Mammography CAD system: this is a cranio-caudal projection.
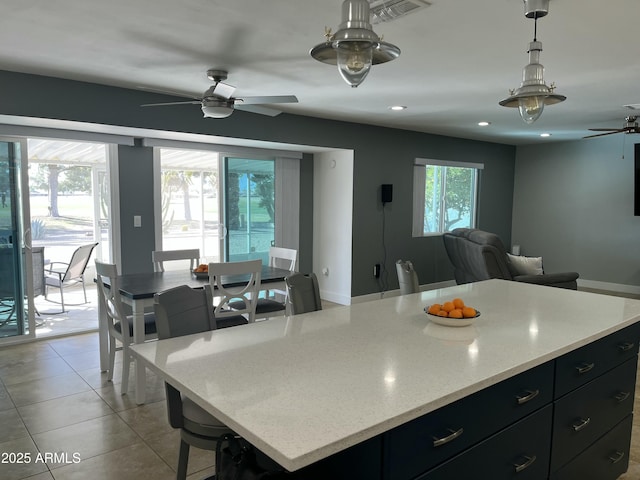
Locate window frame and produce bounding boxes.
[412,158,483,237]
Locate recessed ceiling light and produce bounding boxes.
[540,133,551,137]
[477,121,491,126]
[389,105,407,111]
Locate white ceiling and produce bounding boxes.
[2,0,639,146]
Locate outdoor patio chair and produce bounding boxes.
[45,242,98,313]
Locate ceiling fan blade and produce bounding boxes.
[141,100,202,107]
[583,131,622,139]
[137,85,200,101]
[238,95,298,105]
[213,81,236,99]
[588,128,623,132]
[235,104,283,117]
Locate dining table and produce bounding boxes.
[97,264,292,404]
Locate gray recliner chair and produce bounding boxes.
[442,228,579,290]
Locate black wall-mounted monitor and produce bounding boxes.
[636,143,640,216]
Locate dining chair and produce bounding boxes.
[395,259,419,295]
[95,260,157,395]
[209,259,261,328]
[285,272,323,315]
[44,242,98,313]
[260,246,298,318]
[152,248,200,273]
[154,284,234,480]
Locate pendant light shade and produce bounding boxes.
[499,0,565,124]
[500,40,566,124]
[310,0,400,88]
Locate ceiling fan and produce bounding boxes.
[141,69,298,118]
[584,116,640,138]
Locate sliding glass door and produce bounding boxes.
[0,137,35,342]
[224,157,275,263]
[158,148,224,266]
[157,149,278,266]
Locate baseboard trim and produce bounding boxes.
[335,279,639,306]
[577,279,640,296]
[320,290,353,306]
[350,280,457,304]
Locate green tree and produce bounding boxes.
[162,170,195,221]
[251,173,275,223]
[227,173,240,229]
[59,166,91,194]
[424,166,474,232]
[29,164,91,217]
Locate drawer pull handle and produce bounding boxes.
[609,451,625,464]
[515,389,540,405]
[432,428,464,447]
[614,391,631,403]
[618,342,635,352]
[575,363,595,374]
[572,417,591,432]
[513,455,537,473]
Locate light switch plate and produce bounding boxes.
[133,215,142,228]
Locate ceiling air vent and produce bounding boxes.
[369,0,432,24]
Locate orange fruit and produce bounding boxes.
[428,304,441,315]
[442,301,455,312]
[453,298,465,309]
[436,310,449,317]
[462,307,477,318]
[448,309,463,318]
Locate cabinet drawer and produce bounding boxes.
[550,414,633,480]
[555,322,640,398]
[416,405,552,480]
[384,361,553,480]
[551,357,637,472]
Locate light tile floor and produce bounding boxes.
[1,299,640,479]
[0,333,216,480]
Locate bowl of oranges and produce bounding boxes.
[424,298,479,327]
[192,264,209,279]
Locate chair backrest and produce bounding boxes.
[442,228,513,284]
[154,285,216,340]
[208,259,262,323]
[152,249,200,272]
[95,260,130,343]
[285,272,322,315]
[268,246,298,272]
[395,260,419,295]
[30,247,45,297]
[154,284,219,430]
[64,243,98,282]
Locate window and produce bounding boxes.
[412,158,483,236]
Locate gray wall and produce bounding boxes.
[512,135,640,287]
[0,70,516,295]
[117,145,155,274]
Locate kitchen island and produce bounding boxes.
[130,279,640,479]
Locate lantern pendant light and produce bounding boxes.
[310,0,401,88]
[499,0,566,124]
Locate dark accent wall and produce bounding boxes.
[117,145,155,274]
[0,70,516,295]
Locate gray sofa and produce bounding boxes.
[442,228,579,290]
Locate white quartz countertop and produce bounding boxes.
[130,279,640,471]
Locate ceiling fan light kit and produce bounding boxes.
[499,0,565,124]
[310,0,401,88]
[141,69,298,118]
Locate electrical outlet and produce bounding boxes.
[373,263,381,278]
